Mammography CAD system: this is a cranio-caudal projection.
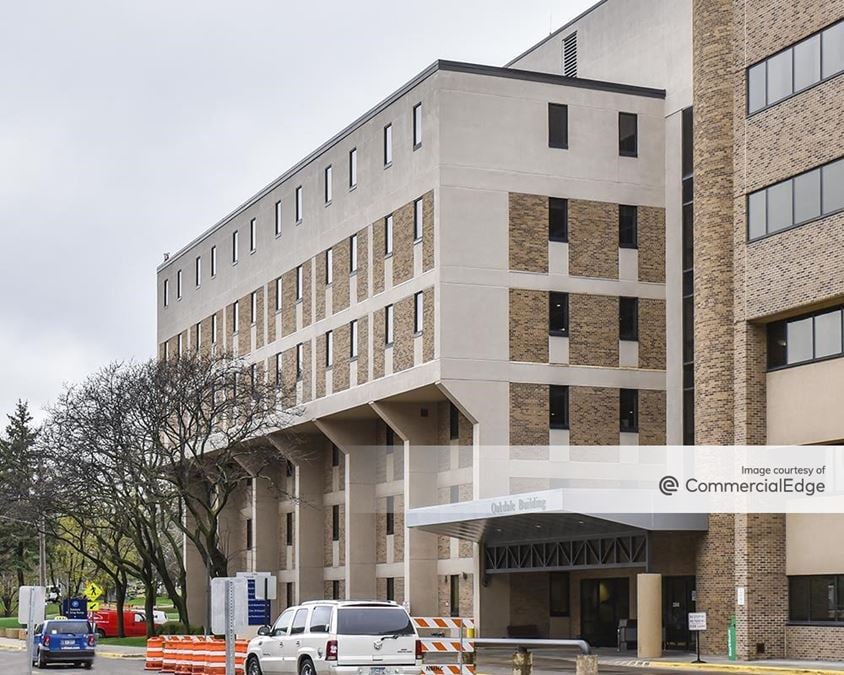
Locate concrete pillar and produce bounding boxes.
[184,509,209,630]
[218,482,248,573]
[476,573,510,638]
[253,470,282,618]
[315,418,379,601]
[637,573,662,659]
[295,449,325,603]
[371,400,439,616]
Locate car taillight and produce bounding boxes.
[87,634,96,647]
[415,639,423,661]
[42,635,50,647]
[325,639,338,661]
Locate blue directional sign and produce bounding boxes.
[247,579,271,626]
[62,598,88,620]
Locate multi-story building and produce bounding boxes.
[156,0,844,660]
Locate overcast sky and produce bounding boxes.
[0,0,594,420]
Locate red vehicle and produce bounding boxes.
[88,609,148,638]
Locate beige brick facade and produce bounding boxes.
[569,294,619,367]
[568,199,618,279]
[569,386,617,445]
[638,206,666,283]
[639,298,666,370]
[509,289,548,363]
[509,383,549,446]
[508,193,548,272]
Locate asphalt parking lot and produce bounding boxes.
[0,650,146,673]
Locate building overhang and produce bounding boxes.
[406,489,708,544]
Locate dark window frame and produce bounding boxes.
[620,388,639,433]
[619,297,639,341]
[549,385,569,430]
[619,204,638,249]
[449,402,460,441]
[549,292,569,337]
[549,572,570,617]
[332,504,340,541]
[385,495,395,535]
[549,197,568,242]
[548,103,568,149]
[618,112,638,157]
[767,305,844,370]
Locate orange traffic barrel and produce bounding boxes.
[190,635,213,675]
[234,638,248,675]
[145,635,164,671]
[177,635,197,674]
[205,638,226,675]
[160,636,178,674]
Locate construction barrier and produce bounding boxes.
[235,638,248,675]
[413,617,475,630]
[419,639,475,653]
[413,617,476,675]
[145,636,164,671]
[160,635,180,674]
[206,639,226,675]
[191,635,213,675]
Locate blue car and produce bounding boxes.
[32,619,96,669]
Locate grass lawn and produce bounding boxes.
[98,636,150,647]
[0,617,21,628]
[127,596,173,608]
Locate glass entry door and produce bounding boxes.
[580,578,630,647]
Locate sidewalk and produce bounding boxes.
[0,636,145,659]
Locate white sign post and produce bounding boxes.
[688,611,707,664]
[211,578,248,675]
[19,586,46,675]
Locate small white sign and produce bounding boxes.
[737,586,746,606]
[18,586,46,625]
[688,611,707,632]
[210,577,249,635]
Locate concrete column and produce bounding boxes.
[218,482,248,573]
[637,573,662,659]
[315,418,378,601]
[253,470,282,618]
[476,573,510,638]
[184,508,209,630]
[295,450,325,603]
[371,401,439,616]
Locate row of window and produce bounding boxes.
[748,20,843,115]
[162,103,424,308]
[548,104,639,157]
[549,292,640,341]
[549,385,640,432]
[748,157,844,240]
[548,197,639,248]
[789,575,844,624]
[767,305,844,370]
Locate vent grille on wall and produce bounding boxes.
[563,32,577,77]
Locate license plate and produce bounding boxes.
[61,640,79,649]
[371,667,386,675]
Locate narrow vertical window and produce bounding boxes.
[619,112,638,157]
[449,402,460,440]
[195,256,202,287]
[620,389,639,432]
[276,278,282,311]
[332,505,340,541]
[619,297,639,340]
[232,230,239,263]
[384,215,393,255]
[325,249,333,285]
[549,197,568,242]
[331,580,339,601]
[386,577,395,602]
[414,197,424,240]
[250,363,257,387]
[296,265,303,301]
[385,304,394,345]
[276,353,282,386]
[195,323,201,351]
[286,512,293,546]
[177,333,183,355]
[211,314,218,344]
[164,341,169,359]
[384,124,393,166]
[177,270,183,299]
[332,443,340,467]
[250,218,257,252]
[324,165,333,204]
[414,291,424,334]
[275,200,283,236]
[295,186,303,222]
[163,279,169,307]
[386,496,395,535]
[349,148,358,188]
[619,205,638,248]
[350,234,359,272]
[449,575,460,618]
[549,292,569,336]
[548,103,568,149]
[413,103,422,148]
[550,385,569,429]
[211,245,217,276]
[296,343,304,380]
[350,319,359,358]
[246,519,253,550]
[250,291,257,324]
[325,330,334,367]
[233,301,239,333]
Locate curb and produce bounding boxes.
[0,640,144,659]
[601,658,844,675]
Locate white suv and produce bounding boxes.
[246,600,423,675]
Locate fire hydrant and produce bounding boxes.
[512,647,532,675]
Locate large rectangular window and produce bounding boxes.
[748,20,844,114]
[768,306,844,369]
[549,292,569,337]
[295,186,303,222]
[385,304,394,345]
[349,148,357,188]
[619,205,638,248]
[789,575,844,623]
[548,103,568,149]
[620,389,638,432]
[549,197,568,242]
[324,165,333,204]
[414,197,424,240]
[384,124,393,166]
[413,103,423,148]
[618,112,638,157]
[619,297,639,341]
[549,385,569,429]
[748,158,844,240]
[384,215,393,255]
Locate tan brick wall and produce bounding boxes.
[423,287,435,362]
[393,295,415,372]
[437,574,474,618]
[323,579,346,600]
[356,226,369,303]
[268,280,279,343]
[333,237,351,314]
[639,298,666,369]
[569,386,617,445]
[393,494,405,563]
[333,322,351,393]
[508,193,548,272]
[392,200,414,286]
[509,289,548,363]
[315,333,326,399]
[280,347,297,408]
[509,383,549,446]
[569,294,618,367]
[639,390,666,445]
[315,251,326,322]
[373,307,385,379]
[301,339,312,402]
[281,269,297,337]
[695,513,736,654]
[301,259,312,327]
[786,626,844,662]
[639,206,666,283]
[356,315,369,385]
[422,190,435,272]
[569,199,618,279]
[255,287,266,350]
[322,503,345,568]
[373,218,385,295]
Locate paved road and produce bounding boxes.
[0,650,147,673]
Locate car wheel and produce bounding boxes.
[299,657,315,675]
[247,655,263,675]
[96,628,106,639]
[84,662,93,670]
[37,649,47,669]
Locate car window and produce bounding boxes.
[273,609,295,635]
[336,608,414,636]
[49,621,92,634]
[290,608,309,635]
[309,606,332,633]
[34,624,43,635]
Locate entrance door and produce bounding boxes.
[580,578,630,648]
[663,576,696,651]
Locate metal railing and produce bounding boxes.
[472,637,591,655]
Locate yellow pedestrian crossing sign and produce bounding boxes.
[82,582,103,603]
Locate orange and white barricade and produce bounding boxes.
[191,635,215,675]
[204,638,226,675]
[160,635,179,674]
[414,617,476,675]
[145,636,164,671]
[234,638,248,675]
